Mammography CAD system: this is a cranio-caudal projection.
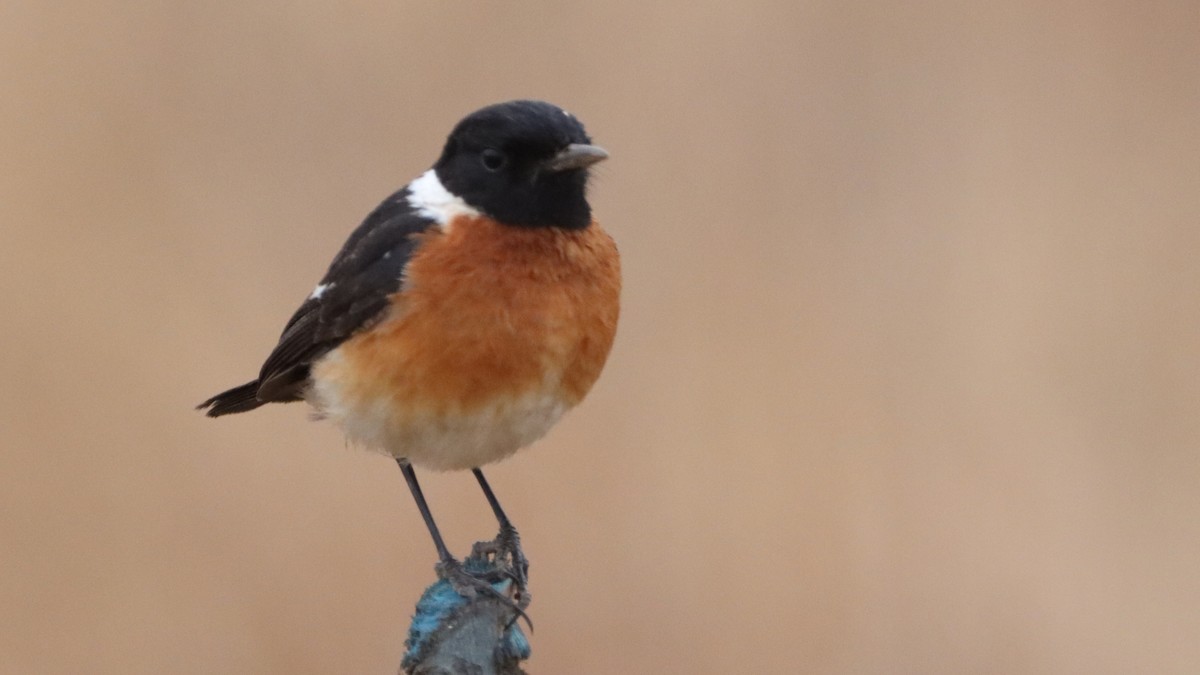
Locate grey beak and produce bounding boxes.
[543,143,609,172]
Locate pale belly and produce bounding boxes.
[308,349,573,471]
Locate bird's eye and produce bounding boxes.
[480,148,507,172]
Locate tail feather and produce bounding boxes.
[197,381,264,417]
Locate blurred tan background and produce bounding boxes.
[2,1,1198,673]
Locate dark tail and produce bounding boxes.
[197,380,265,417]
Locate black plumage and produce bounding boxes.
[434,100,595,230]
[199,188,436,416]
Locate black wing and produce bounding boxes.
[199,186,437,416]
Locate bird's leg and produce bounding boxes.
[397,460,529,624]
[398,459,455,563]
[470,468,530,601]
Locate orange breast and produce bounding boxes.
[309,215,620,467]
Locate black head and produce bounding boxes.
[432,100,606,230]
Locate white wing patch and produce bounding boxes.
[309,282,334,300]
[406,169,480,228]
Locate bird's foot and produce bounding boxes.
[470,524,531,607]
[435,556,532,628]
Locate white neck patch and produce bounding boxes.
[406,169,480,226]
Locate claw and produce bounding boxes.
[471,524,531,607]
[435,556,533,629]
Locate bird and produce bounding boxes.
[198,100,620,604]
